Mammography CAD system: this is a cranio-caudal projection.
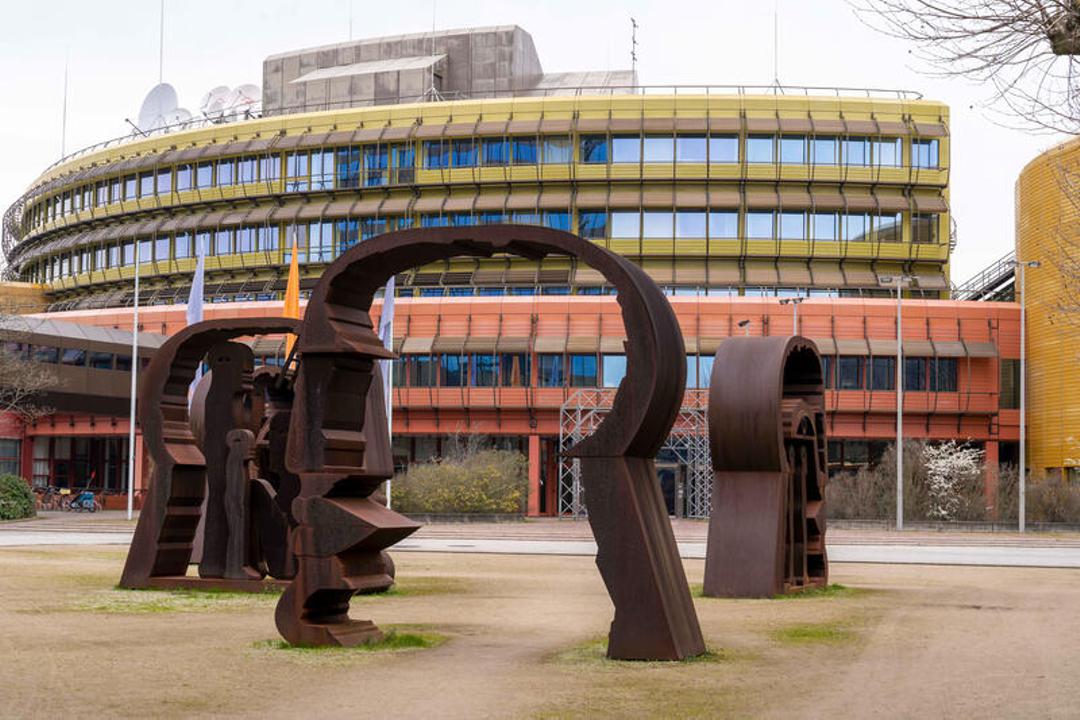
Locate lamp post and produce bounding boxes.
[737,319,751,336]
[878,274,913,530]
[1015,260,1040,533]
[779,297,805,335]
[126,242,142,521]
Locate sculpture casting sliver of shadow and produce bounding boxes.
[279,225,706,660]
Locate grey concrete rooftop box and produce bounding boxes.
[262,25,636,116]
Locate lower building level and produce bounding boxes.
[0,295,1021,515]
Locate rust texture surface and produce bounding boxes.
[703,336,829,598]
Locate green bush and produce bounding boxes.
[391,449,528,514]
[0,474,35,520]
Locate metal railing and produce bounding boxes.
[952,250,1016,301]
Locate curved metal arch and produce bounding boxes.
[120,317,301,589]
[281,225,704,660]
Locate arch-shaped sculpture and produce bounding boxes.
[278,225,705,660]
[703,336,829,597]
[119,317,301,590]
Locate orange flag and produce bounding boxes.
[283,228,300,356]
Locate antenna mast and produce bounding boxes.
[422,0,443,102]
[630,17,639,81]
[159,0,165,84]
[61,52,69,157]
[773,0,780,87]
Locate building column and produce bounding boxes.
[983,441,1000,516]
[527,434,541,517]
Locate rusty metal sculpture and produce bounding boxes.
[703,336,829,598]
[276,225,704,659]
[119,318,301,591]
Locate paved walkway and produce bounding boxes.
[3,512,1080,568]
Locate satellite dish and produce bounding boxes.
[199,85,232,120]
[234,84,260,106]
[163,108,193,127]
[136,83,180,131]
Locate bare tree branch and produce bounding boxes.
[0,317,56,423]
[852,0,1080,132]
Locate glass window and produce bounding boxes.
[708,135,739,163]
[238,156,257,184]
[542,137,572,164]
[124,175,137,199]
[499,354,530,387]
[913,139,939,168]
[675,211,707,238]
[812,213,838,241]
[1000,358,1020,409]
[196,231,212,259]
[285,152,309,191]
[610,211,640,237]
[821,355,834,388]
[930,357,957,392]
[812,137,838,165]
[258,226,278,252]
[176,164,192,191]
[685,355,699,389]
[88,352,113,370]
[214,229,232,256]
[452,139,477,168]
[579,135,608,164]
[122,242,135,266]
[746,211,775,239]
[109,244,120,268]
[843,213,869,242]
[156,168,172,194]
[746,135,775,163]
[779,212,806,240]
[217,159,234,187]
[709,211,738,238]
[441,354,465,386]
[471,354,498,386]
[61,348,86,366]
[33,345,59,363]
[312,150,334,189]
[578,211,607,239]
[139,172,155,198]
[360,217,387,240]
[699,354,715,388]
[843,137,869,166]
[642,136,674,163]
[913,213,938,244]
[512,137,538,164]
[196,162,213,189]
[870,357,895,390]
[836,356,863,390]
[676,135,707,163]
[611,135,641,163]
[543,211,571,232]
[779,136,807,164]
[138,239,152,264]
[154,236,170,261]
[110,178,121,202]
[364,145,389,186]
[538,354,564,387]
[602,354,627,388]
[336,147,361,188]
[877,212,902,243]
[96,182,108,206]
[236,226,256,254]
[260,155,280,181]
[642,211,673,238]
[408,355,437,387]
[175,232,193,259]
[423,140,448,169]
[482,137,509,166]
[905,357,927,391]
[115,354,132,372]
[569,354,598,387]
[875,138,902,167]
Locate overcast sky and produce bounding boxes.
[0,0,1066,280]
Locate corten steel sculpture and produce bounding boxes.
[119,318,302,591]
[277,225,705,660]
[703,336,829,598]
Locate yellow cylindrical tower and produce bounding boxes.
[1016,137,1080,477]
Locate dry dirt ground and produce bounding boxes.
[1,547,1078,719]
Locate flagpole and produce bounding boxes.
[380,276,396,509]
[126,244,141,521]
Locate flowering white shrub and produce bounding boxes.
[922,441,985,521]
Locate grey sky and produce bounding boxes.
[0,0,1065,281]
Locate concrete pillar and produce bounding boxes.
[983,441,1000,517]
[527,434,541,517]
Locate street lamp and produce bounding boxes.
[737,319,751,336]
[779,297,805,335]
[1015,259,1040,533]
[878,274,913,530]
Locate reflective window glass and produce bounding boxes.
[913,213,938,244]
[675,135,707,162]
[843,137,869,166]
[543,211,571,232]
[156,168,172,194]
[812,213,838,241]
[175,232,193,259]
[699,354,715,388]
[930,357,957,392]
[913,139,939,168]
[569,354,598,387]
[746,211,775,239]
[482,138,508,166]
[408,355,437,387]
[238,156,257,183]
[139,172,154,197]
[539,354,564,386]
[214,229,232,256]
[61,348,86,367]
[708,135,739,163]
[780,136,807,164]
[875,138,902,167]
[675,211,707,238]
[542,137,572,164]
[870,357,895,390]
[746,135,775,163]
[336,147,361,188]
[642,211,673,238]
[611,136,641,163]
[471,354,498,386]
[812,137,838,165]
[260,155,280,181]
[904,357,927,391]
[196,162,213,189]
[844,213,869,241]
[610,211,640,237]
[642,136,674,163]
[709,211,738,238]
[452,139,477,167]
[499,353,530,387]
[89,352,113,370]
[578,211,607,239]
[512,137,538,164]
[424,140,448,169]
[877,212,902,242]
[837,356,863,390]
[602,354,627,388]
[217,159,234,187]
[579,135,608,164]
[779,212,806,240]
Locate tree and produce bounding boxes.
[0,317,55,422]
[922,441,985,520]
[854,0,1080,132]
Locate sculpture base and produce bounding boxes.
[144,576,288,593]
